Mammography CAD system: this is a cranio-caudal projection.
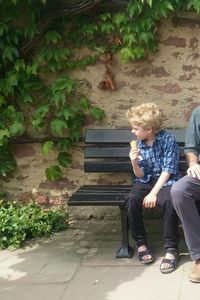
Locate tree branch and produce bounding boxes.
[20,0,103,56]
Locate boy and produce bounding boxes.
[126,102,180,273]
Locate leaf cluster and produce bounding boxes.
[0,199,68,249]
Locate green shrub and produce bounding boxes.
[0,200,68,249]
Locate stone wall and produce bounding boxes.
[2,13,200,219]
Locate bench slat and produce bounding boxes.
[76,185,132,191]
[85,147,129,158]
[85,146,185,158]
[84,161,132,172]
[85,129,186,144]
[85,129,134,144]
[69,195,128,206]
[84,161,187,173]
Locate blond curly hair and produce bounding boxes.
[126,102,163,133]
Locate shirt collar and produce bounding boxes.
[138,130,163,148]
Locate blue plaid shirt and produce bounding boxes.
[134,130,180,186]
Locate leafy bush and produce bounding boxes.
[0,200,69,249]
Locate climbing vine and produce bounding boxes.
[0,0,199,181]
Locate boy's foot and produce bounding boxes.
[137,245,154,264]
[160,252,178,274]
[189,259,200,283]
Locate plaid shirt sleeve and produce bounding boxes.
[162,134,179,174]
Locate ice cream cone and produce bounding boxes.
[130,140,137,150]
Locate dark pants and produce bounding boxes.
[126,180,179,254]
[171,175,200,260]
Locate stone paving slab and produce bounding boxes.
[61,265,185,300]
[0,283,66,300]
[0,219,199,300]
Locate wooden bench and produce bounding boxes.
[68,128,187,258]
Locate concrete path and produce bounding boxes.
[0,219,199,300]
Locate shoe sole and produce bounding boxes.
[160,267,176,274]
[140,258,154,265]
[189,277,200,283]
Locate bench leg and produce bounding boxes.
[116,205,134,258]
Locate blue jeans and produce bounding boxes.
[171,175,200,260]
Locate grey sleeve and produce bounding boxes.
[185,106,200,156]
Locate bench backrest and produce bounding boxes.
[84,129,187,174]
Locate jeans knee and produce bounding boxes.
[171,182,181,197]
[171,181,185,207]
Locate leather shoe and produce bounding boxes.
[189,260,200,283]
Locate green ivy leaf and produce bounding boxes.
[57,139,72,151]
[133,46,145,58]
[139,32,154,44]
[90,107,105,120]
[0,159,16,176]
[82,24,98,36]
[51,92,66,107]
[24,23,38,39]
[26,63,38,75]
[57,108,73,120]
[146,0,153,7]
[80,97,91,110]
[35,104,49,119]
[101,23,115,34]
[42,141,54,156]
[50,119,68,136]
[120,47,135,62]
[2,46,18,62]
[45,165,62,181]
[32,105,49,128]
[58,152,72,167]
[0,129,10,146]
[45,31,61,44]
[52,76,76,94]
[4,71,18,95]
[0,95,5,107]
[128,2,143,18]
[40,48,53,62]
[0,23,8,36]
[123,34,137,46]
[69,130,81,142]
[112,13,127,28]
[14,59,26,72]
[100,12,111,21]
[9,121,24,136]
[53,48,71,62]
[166,2,174,11]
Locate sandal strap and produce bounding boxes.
[137,249,151,257]
[161,258,176,267]
[137,247,154,262]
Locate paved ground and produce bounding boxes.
[0,218,199,300]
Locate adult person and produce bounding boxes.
[171,105,200,283]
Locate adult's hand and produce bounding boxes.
[187,163,200,179]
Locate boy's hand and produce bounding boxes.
[129,149,138,161]
[143,193,157,208]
